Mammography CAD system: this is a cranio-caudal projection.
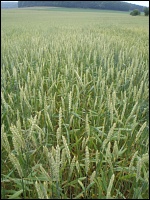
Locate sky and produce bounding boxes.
[1,1,149,7]
[123,1,149,7]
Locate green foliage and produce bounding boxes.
[130,9,141,16]
[18,1,144,12]
[143,7,149,16]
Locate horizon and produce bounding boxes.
[1,1,149,7]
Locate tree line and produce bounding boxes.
[18,1,146,12]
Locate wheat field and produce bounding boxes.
[1,7,149,199]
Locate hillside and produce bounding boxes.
[18,1,146,12]
[1,1,18,9]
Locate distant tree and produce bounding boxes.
[130,9,141,16]
[143,7,149,16]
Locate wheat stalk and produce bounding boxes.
[61,148,66,168]
[136,158,142,182]
[46,112,54,131]
[110,101,114,126]
[136,80,144,101]
[10,124,25,153]
[95,150,99,166]
[9,153,23,178]
[126,102,138,124]
[40,164,51,180]
[85,114,90,137]
[113,141,118,161]
[129,151,138,173]
[106,174,115,199]
[68,91,72,113]
[69,156,76,178]
[75,160,80,174]
[106,142,113,173]
[62,136,71,164]
[90,170,96,183]
[35,181,44,199]
[61,97,65,114]
[59,107,62,132]
[121,100,126,121]
[74,69,83,87]
[107,123,116,141]
[55,144,60,182]
[85,146,90,175]
[1,124,11,153]
[135,122,147,143]
[43,181,49,199]
[49,152,56,181]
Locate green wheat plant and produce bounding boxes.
[1,7,149,199]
